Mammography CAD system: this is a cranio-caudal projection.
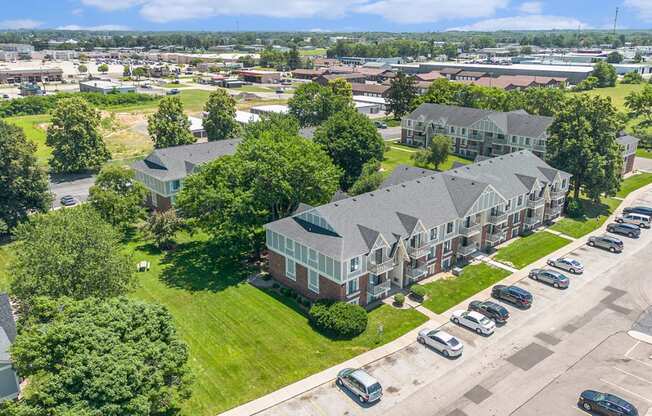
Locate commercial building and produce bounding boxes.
[249,104,289,116]
[0,68,63,84]
[79,80,136,94]
[188,116,207,139]
[132,140,240,210]
[350,83,391,98]
[314,73,366,86]
[264,151,570,307]
[237,70,281,84]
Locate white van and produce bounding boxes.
[616,213,651,228]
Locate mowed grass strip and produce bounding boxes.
[421,263,511,314]
[494,231,571,269]
[381,144,471,176]
[550,197,621,238]
[617,172,652,198]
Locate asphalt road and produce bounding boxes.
[379,126,401,141]
[49,174,96,209]
[259,189,652,416]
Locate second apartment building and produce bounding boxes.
[264,151,570,308]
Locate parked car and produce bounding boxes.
[374,121,388,129]
[417,329,463,357]
[167,88,180,95]
[60,195,78,206]
[336,368,383,404]
[468,300,510,324]
[616,213,651,228]
[623,205,652,217]
[547,257,584,274]
[275,87,284,93]
[491,285,533,308]
[588,234,623,253]
[607,222,641,238]
[529,268,570,289]
[578,390,638,415]
[450,310,496,335]
[2,94,9,99]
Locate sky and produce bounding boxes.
[0,0,651,33]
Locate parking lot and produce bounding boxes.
[259,190,652,416]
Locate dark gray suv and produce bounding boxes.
[607,222,641,238]
[587,234,623,253]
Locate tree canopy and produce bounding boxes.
[349,159,383,196]
[148,96,195,148]
[625,83,652,128]
[46,96,111,172]
[10,206,134,309]
[411,134,451,170]
[591,61,617,88]
[313,108,384,190]
[202,89,239,141]
[4,296,191,416]
[546,95,623,201]
[0,119,51,230]
[288,82,352,127]
[387,72,417,119]
[88,164,148,228]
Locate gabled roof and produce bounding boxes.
[0,294,16,362]
[380,164,436,189]
[131,139,241,181]
[617,135,640,146]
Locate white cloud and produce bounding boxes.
[518,1,542,14]
[0,19,42,29]
[449,14,589,31]
[80,0,146,11]
[356,0,509,24]
[625,0,652,21]
[71,8,85,16]
[57,24,130,30]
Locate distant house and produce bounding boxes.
[0,293,19,402]
[415,71,443,82]
[617,134,640,175]
[314,73,366,86]
[459,75,567,90]
[188,116,207,139]
[350,83,391,98]
[291,68,325,80]
[249,104,290,116]
[237,70,281,84]
[132,140,241,210]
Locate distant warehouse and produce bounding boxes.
[79,80,136,95]
[0,68,63,84]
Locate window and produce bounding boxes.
[512,213,519,223]
[486,132,493,138]
[443,239,452,253]
[446,222,454,234]
[308,270,319,293]
[472,130,478,136]
[171,180,181,191]
[430,227,438,241]
[462,128,466,135]
[286,259,296,280]
[347,278,359,295]
[349,257,360,273]
[518,195,523,206]
[450,126,456,133]
[427,246,435,261]
[512,136,517,144]
[525,137,530,145]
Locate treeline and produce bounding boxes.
[0,92,159,118]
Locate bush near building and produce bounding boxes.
[309,300,368,338]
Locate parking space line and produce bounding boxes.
[571,405,587,414]
[599,378,652,404]
[625,341,641,358]
[632,358,652,369]
[613,367,652,385]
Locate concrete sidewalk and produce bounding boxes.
[219,179,652,416]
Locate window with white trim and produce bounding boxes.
[349,257,360,273]
[446,222,454,234]
[347,278,359,295]
[286,259,296,280]
[308,270,319,294]
[430,226,438,241]
[443,239,452,253]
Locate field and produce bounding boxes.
[299,48,327,56]
[0,232,427,415]
[5,114,51,166]
[574,82,645,110]
[494,231,571,269]
[382,143,472,175]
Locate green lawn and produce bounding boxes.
[5,114,51,166]
[238,85,274,93]
[550,197,621,238]
[162,82,191,88]
[636,148,652,159]
[382,144,472,175]
[617,172,652,198]
[0,233,427,415]
[108,89,211,112]
[421,263,511,314]
[575,82,645,111]
[494,231,571,269]
[299,48,327,56]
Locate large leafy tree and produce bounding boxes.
[625,83,652,128]
[546,95,623,201]
[521,87,567,117]
[313,108,384,189]
[286,47,301,70]
[387,72,417,119]
[88,165,148,228]
[592,61,617,88]
[288,82,352,127]
[148,96,195,149]
[10,206,134,309]
[327,78,353,99]
[46,96,111,172]
[5,296,191,416]
[0,119,51,230]
[349,159,383,196]
[411,134,451,170]
[143,209,185,250]
[242,113,300,141]
[203,89,239,141]
[177,130,340,255]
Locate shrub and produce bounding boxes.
[410,284,426,300]
[309,300,368,338]
[280,287,290,296]
[289,289,297,299]
[394,293,405,306]
[272,283,280,289]
[302,298,311,307]
[565,197,584,218]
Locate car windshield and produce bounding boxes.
[569,260,581,266]
[367,383,382,394]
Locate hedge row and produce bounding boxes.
[308,300,368,338]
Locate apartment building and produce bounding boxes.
[264,151,570,308]
[402,103,553,160]
[131,139,240,210]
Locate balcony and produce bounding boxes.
[407,243,431,259]
[545,205,563,219]
[459,223,481,237]
[367,280,391,298]
[526,196,545,209]
[405,265,428,282]
[550,189,566,200]
[368,259,394,275]
[488,212,508,224]
[525,216,540,226]
[486,231,504,244]
[457,244,477,257]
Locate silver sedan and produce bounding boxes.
[417,329,464,357]
[546,257,584,274]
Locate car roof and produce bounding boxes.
[509,286,530,295]
[467,311,486,320]
[605,394,634,408]
[350,369,379,387]
[618,223,639,229]
[434,330,455,341]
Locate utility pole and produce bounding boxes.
[613,7,619,35]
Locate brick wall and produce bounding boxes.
[624,154,635,175]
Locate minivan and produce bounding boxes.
[616,213,651,228]
[336,368,383,403]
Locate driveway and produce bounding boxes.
[255,188,652,416]
[635,156,652,173]
[379,126,401,141]
[49,173,96,209]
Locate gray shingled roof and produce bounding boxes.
[380,164,436,189]
[131,139,241,181]
[617,135,640,146]
[0,294,16,363]
[406,103,553,138]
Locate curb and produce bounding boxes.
[628,330,652,345]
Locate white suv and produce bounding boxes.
[450,310,496,335]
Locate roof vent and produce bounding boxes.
[370,193,374,197]
[334,203,338,207]
[416,180,421,183]
[386,189,390,192]
[352,198,357,202]
[401,184,406,188]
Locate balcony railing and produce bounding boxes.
[459,223,481,237]
[457,244,477,257]
[545,205,563,219]
[486,231,504,244]
[525,216,540,226]
[407,243,431,259]
[550,189,566,200]
[405,265,428,281]
[526,196,545,209]
[368,259,394,275]
[488,212,508,224]
[367,280,391,297]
